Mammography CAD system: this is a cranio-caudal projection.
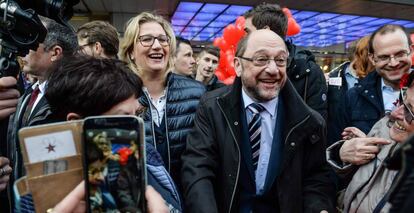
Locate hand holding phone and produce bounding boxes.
[83,116,146,213]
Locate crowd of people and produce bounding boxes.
[0,2,414,213]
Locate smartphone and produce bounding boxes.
[83,115,146,213]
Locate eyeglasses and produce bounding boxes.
[78,42,94,52]
[400,87,414,124]
[373,50,411,64]
[138,35,170,47]
[238,55,291,67]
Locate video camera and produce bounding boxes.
[0,0,79,78]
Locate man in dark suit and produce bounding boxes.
[4,17,77,212]
[181,29,335,213]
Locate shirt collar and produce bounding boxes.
[344,64,357,78]
[242,88,278,117]
[31,81,47,94]
[381,78,397,92]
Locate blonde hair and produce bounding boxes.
[119,12,176,77]
[352,35,375,78]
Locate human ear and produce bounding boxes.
[234,58,243,77]
[66,112,82,121]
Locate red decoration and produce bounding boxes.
[213,16,246,85]
[400,73,410,89]
[117,147,133,166]
[283,8,301,36]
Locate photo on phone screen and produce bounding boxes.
[83,116,146,213]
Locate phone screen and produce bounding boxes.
[83,116,146,213]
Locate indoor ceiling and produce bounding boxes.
[170,1,414,47]
[73,0,414,47]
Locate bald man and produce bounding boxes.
[181,29,335,213]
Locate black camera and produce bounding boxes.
[0,0,79,78]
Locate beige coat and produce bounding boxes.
[327,117,400,213]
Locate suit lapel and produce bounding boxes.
[218,78,256,184]
[30,96,47,120]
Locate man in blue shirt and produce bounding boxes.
[332,24,413,157]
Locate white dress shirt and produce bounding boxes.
[242,89,278,195]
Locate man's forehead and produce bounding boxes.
[373,29,410,51]
[245,29,286,53]
[199,51,218,60]
[178,42,192,51]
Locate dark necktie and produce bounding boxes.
[22,86,40,125]
[248,103,265,171]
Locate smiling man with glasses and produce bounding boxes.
[182,29,335,213]
[331,24,413,145]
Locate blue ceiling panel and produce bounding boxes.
[173,26,184,34]
[182,27,203,33]
[391,20,413,25]
[363,18,394,26]
[300,26,319,33]
[312,13,339,22]
[329,15,360,24]
[215,14,238,23]
[171,12,194,26]
[172,1,414,47]
[348,16,378,25]
[175,2,203,13]
[200,27,222,34]
[172,19,191,26]
[193,13,217,22]
[346,24,371,31]
[293,11,319,21]
[188,20,210,27]
[224,5,253,15]
[208,21,232,28]
[403,23,414,28]
[295,33,319,39]
[200,3,228,14]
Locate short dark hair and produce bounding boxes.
[41,17,78,56]
[198,45,219,58]
[243,3,288,39]
[46,55,142,119]
[77,21,119,58]
[368,24,412,54]
[175,36,191,56]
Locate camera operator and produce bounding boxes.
[2,17,77,212]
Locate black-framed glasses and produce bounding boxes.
[400,87,414,124]
[373,50,411,64]
[138,35,170,47]
[238,55,291,67]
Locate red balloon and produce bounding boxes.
[235,16,246,30]
[215,68,226,81]
[213,37,221,48]
[223,24,239,46]
[283,7,293,18]
[213,37,230,50]
[286,18,300,36]
[223,76,236,85]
